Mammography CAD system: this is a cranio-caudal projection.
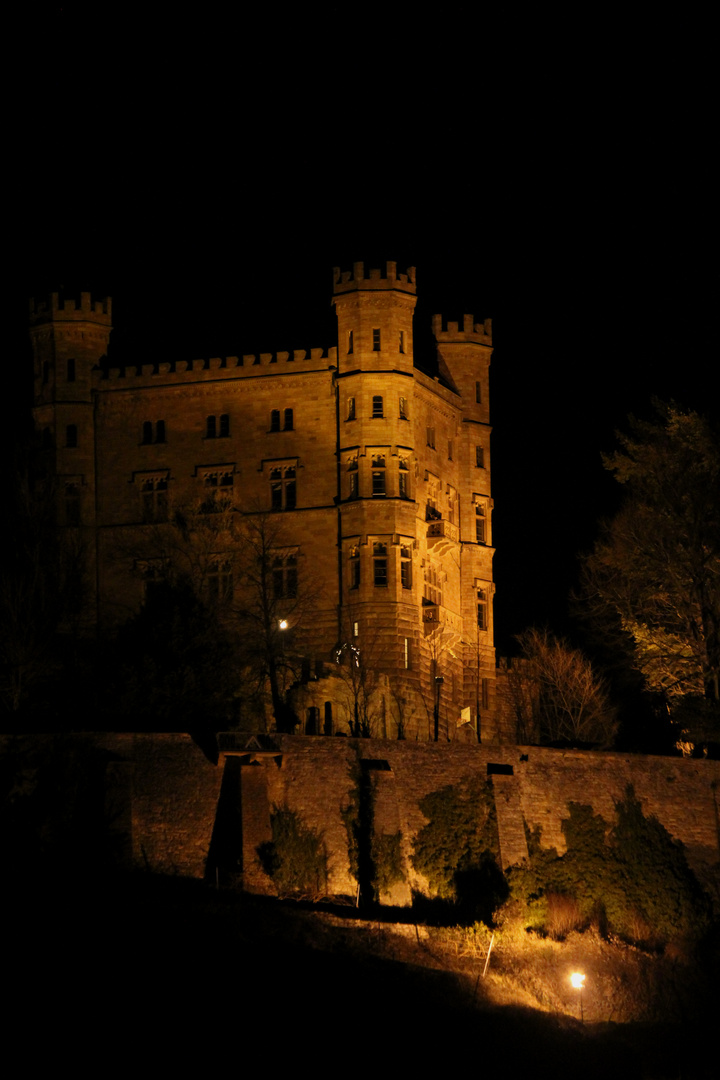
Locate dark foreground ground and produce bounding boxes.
[8,874,718,1079]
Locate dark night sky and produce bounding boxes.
[10,6,714,656]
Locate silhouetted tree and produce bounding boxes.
[105,579,238,738]
[577,402,720,746]
[507,629,617,747]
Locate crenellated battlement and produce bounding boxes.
[332,261,417,296]
[98,345,338,383]
[29,291,112,325]
[432,313,492,345]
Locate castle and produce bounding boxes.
[29,263,497,741]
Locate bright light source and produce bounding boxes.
[570,972,585,990]
[278,619,288,630]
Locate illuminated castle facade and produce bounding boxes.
[29,263,496,741]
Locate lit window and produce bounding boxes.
[284,408,293,431]
[272,553,298,599]
[270,465,296,510]
[398,456,410,500]
[64,481,80,526]
[67,358,76,382]
[138,559,170,602]
[270,410,280,432]
[142,421,165,444]
[399,397,408,419]
[476,503,486,544]
[349,545,360,589]
[426,427,435,449]
[141,476,169,522]
[372,454,386,497]
[201,470,234,512]
[347,397,356,421]
[404,637,412,669]
[372,329,381,351]
[347,456,358,499]
[353,621,359,638]
[477,588,488,630]
[372,396,384,418]
[423,565,442,606]
[401,545,412,590]
[208,558,233,605]
[373,542,388,587]
[447,489,456,524]
[66,424,78,448]
[476,445,485,468]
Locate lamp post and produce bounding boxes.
[433,675,444,741]
[570,971,585,1023]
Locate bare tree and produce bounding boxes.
[507,628,617,748]
[1,440,92,715]
[577,403,720,707]
[333,609,386,737]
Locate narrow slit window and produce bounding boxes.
[372,396,383,418]
[270,410,280,432]
[219,414,230,438]
[284,408,293,431]
[372,329,381,351]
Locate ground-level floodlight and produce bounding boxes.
[570,971,585,1023]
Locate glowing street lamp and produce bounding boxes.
[278,619,288,630]
[570,971,585,1023]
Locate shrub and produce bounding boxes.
[258,806,327,897]
[545,892,584,940]
[507,787,711,946]
[412,776,506,922]
[371,830,406,896]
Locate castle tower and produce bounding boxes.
[29,291,112,531]
[332,263,420,727]
[431,314,496,738]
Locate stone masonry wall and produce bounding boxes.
[4,734,719,904]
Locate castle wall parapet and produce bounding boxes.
[97,345,338,386]
[333,261,417,295]
[30,292,112,324]
[432,313,492,345]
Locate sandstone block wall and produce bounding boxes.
[5,734,718,906]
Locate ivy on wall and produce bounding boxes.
[411,776,505,921]
[508,785,711,944]
[257,806,327,898]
